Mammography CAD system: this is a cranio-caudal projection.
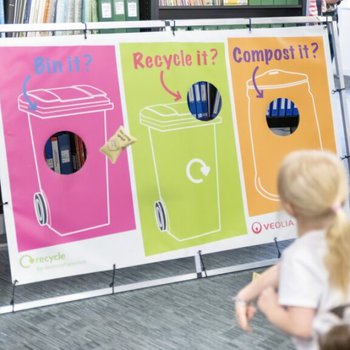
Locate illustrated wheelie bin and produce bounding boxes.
[247,69,322,201]
[18,85,114,236]
[140,102,222,242]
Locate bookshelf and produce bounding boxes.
[140,1,306,20]
[0,0,140,35]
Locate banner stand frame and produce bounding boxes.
[0,16,348,314]
[109,264,117,294]
[0,255,278,315]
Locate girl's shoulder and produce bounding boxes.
[282,230,327,263]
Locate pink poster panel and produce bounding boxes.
[0,45,135,251]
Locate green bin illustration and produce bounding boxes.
[140,102,222,242]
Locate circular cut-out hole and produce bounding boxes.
[187,81,222,121]
[266,98,299,136]
[44,131,86,174]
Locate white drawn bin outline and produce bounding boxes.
[246,69,323,201]
[140,102,223,242]
[18,85,114,236]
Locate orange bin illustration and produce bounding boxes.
[246,69,322,201]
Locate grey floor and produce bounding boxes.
[0,241,295,350]
[0,74,349,350]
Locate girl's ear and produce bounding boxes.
[281,200,296,217]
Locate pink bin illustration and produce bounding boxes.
[18,85,114,236]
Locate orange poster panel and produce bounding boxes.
[228,36,336,216]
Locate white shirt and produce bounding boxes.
[278,230,349,350]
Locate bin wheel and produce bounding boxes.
[34,192,48,226]
[155,201,167,231]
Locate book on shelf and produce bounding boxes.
[97,0,128,33]
[14,0,25,25]
[29,0,41,25]
[70,133,80,170]
[36,0,47,25]
[292,102,299,117]
[44,138,54,170]
[66,0,75,34]
[125,0,139,32]
[54,0,68,35]
[188,85,196,116]
[57,132,74,174]
[35,0,55,36]
[43,0,56,23]
[212,92,222,118]
[82,0,90,21]
[4,0,16,36]
[278,98,286,117]
[90,0,99,25]
[207,82,222,120]
[97,0,113,20]
[50,135,61,174]
[5,0,16,24]
[23,0,33,24]
[199,81,209,120]
[270,98,278,117]
[82,0,98,28]
[76,134,86,170]
[74,0,82,23]
[113,0,126,32]
[285,98,293,116]
[160,1,224,5]
[223,0,248,5]
[65,0,83,34]
[193,83,204,119]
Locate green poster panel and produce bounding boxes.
[120,42,246,255]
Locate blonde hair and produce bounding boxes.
[278,150,350,296]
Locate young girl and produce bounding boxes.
[234,150,350,349]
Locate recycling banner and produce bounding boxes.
[0,25,339,284]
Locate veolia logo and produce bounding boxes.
[20,252,65,269]
[251,222,263,234]
[251,220,295,234]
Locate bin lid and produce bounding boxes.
[140,102,221,131]
[18,85,114,118]
[247,69,308,90]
